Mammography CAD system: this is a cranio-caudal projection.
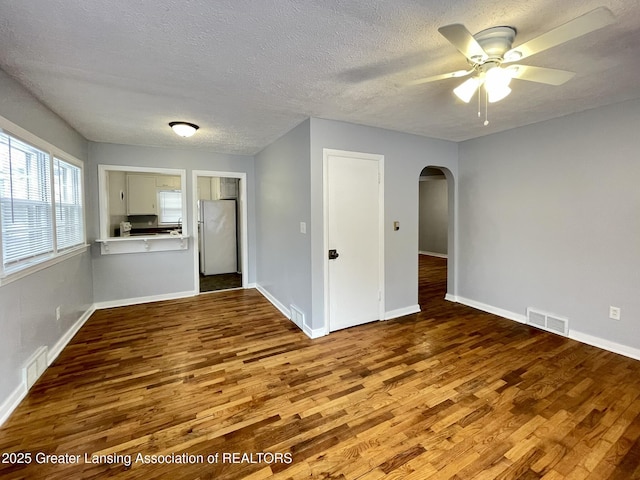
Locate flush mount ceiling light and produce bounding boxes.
[169,121,199,137]
[409,7,615,125]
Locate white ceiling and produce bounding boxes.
[0,0,639,155]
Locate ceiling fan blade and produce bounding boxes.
[507,65,575,85]
[408,69,474,86]
[438,24,488,62]
[504,7,615,62]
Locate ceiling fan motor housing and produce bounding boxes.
[473,26,517,62]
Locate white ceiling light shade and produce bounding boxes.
[169,121,199,137]
[453,77,483,103]
[484,67,513,103]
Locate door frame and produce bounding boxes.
[192,170,248,293]
[322,148,385,334]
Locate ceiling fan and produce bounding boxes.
[412,7,615,124]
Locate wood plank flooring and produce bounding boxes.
[1,255,640,479]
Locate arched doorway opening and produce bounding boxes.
[418,166,455,309]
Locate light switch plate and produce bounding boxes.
[300,222,306,234]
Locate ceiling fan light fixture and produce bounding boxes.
[483,67,513,103]
[169,121,199,137]
[453,77,482,103]
[487,85,512,103]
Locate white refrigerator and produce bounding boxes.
[199,200,237,275]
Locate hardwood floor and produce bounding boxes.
[2,256,640,479]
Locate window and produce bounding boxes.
[157,190,182,225]
[0,127,85,279]
[54,157,84,250]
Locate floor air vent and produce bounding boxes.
[526,308,568,337]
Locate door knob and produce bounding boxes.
[328,249,340,260]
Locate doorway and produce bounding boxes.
[192,171,248,294]
[418,166,454,308]
[323,149,384,332]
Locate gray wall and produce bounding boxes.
[310,118,458,329]
[419,178,448,255]
[88,142,256,303]
[254,119,312,320]
[0,69,93,402]
[458,99,640,350]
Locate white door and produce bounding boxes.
[325,149,383,332]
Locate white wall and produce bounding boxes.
[419,179,448,255]
[0,69,93,408]
[310,118,458,330]
[254,119,312,324]
[88,142,256,303]
[458,99,640,351]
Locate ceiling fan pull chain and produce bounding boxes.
[484,88,489,126]
[477,86,481,118]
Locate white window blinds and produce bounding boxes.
[0,134,54,269]
[54,157,84,251]
[0,129,85,277]
[157,190,182,225]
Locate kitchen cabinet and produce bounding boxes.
[156,175,181,189]
[127,175,157,215]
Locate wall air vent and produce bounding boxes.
[526,308,568,337]
[24,346,48,390]
[290,305,305,330]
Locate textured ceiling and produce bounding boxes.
[0,0,639,155]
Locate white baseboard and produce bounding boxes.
[419,251,448,259]
[1,302,97,427]
[48,305,96,366]
[445,293,458,303]
[94,290,197,310]
[254,285,326,340]
[385,304,421,320]
[0,382,27,427]
[569,330,640,362]
[453,296,527,324]
[303,324,326,339]
[255,284,291,319]
[452,295,640,362]
[246,282,257,289]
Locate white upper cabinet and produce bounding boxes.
[126,175,157,215]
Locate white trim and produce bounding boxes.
[0,244,89,287]
[303,324,326,339]
[0,383,27,427]
[96,235,189,255]
[0,115,84,168]
[445,293,458,303]
[0,302,96,427]
[94,290,196,310]
[255,284,291,319]
[246,282,257,289]
[98,165,188,241]
[569,330,640,362]
[451,295,640,362]
[192,170,249,293]
[323,149,385,335]
[254,285,325,340]
[0,115,87,283]
[419,251,448,259]
[47,305,96,366]
[385,304,421,320]
[453,296,527,324]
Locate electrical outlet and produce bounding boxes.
[56,306,61,321]
[609,306,621,321]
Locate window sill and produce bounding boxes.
[96,235,190,255]
[0,244,90,287]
